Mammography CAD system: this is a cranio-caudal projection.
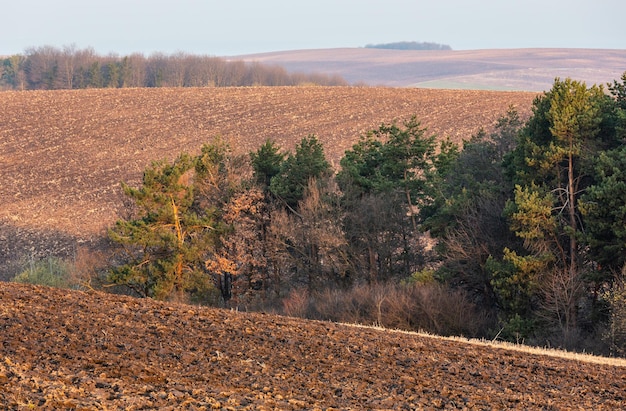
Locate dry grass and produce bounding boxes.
[0,86,536,278]
[345,323,626,368]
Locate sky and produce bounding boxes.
[2,0,624,57]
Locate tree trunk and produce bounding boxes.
[368,243,378,283]
[566,149,578,331]
[171,196,185,292]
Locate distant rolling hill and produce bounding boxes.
[235,48,626,91]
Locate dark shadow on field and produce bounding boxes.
[0,222,107,281]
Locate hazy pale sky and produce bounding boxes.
[3,0,624,56]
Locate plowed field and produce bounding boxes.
[0,282,624,409]
[0,86,536,277]
[237,48,626,91]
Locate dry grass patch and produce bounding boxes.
[345,323,626,368]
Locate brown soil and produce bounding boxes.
[0,87,536,278]
[0,282,624,410]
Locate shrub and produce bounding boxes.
[12,248,109,291]
[281,288,311,318]
[494,313,537,345]
[13,257,72,289]
[603,275,626,356]
[403,269,437,285]
[282,282,492,338]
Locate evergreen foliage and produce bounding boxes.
[250,140,285,189]
[13,257,72,289]
[422,108,521,308]
[579,147,626,275]
[108,152,221,301]
[500,79,619,341]
[338,117,439,198]
[423,74,626,350]
[338,118,451,281]
[269,135,331,209]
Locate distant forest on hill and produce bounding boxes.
[0,45,348,91]
[364,41,452,51]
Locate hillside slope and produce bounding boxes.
[0,87,536,278]
[0,282,624,409]
[236,48,626,91]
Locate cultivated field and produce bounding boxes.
[237,48,626,91]
[1,281,625,409]
[0,86,536,278]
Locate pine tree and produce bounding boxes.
[337,117,448,281]
[269,135,331,209]
[423,108,521,308]
[502,78,618,340]
[108,153,220,301]
[250,139,285,189]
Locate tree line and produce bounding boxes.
[364,41,452,51]
[107,124,444,303]
[0,45,347,91]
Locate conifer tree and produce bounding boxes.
[501,78,618,340]
[269,135,331,209]
[337,117,451,281]
[250,139,285,189]
[579,73,626,278]
[422,108,521,308]
[579,148,626,277]
[108,153,220,301]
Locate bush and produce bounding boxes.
[12,248,108,291]
[13,257,72,288]
[603,275,626,356]
[403,269,437,285]
[281,282,492,338]
[281,288,311,318]
[494,313,537,345]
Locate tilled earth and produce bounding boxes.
[0,282,625,410]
